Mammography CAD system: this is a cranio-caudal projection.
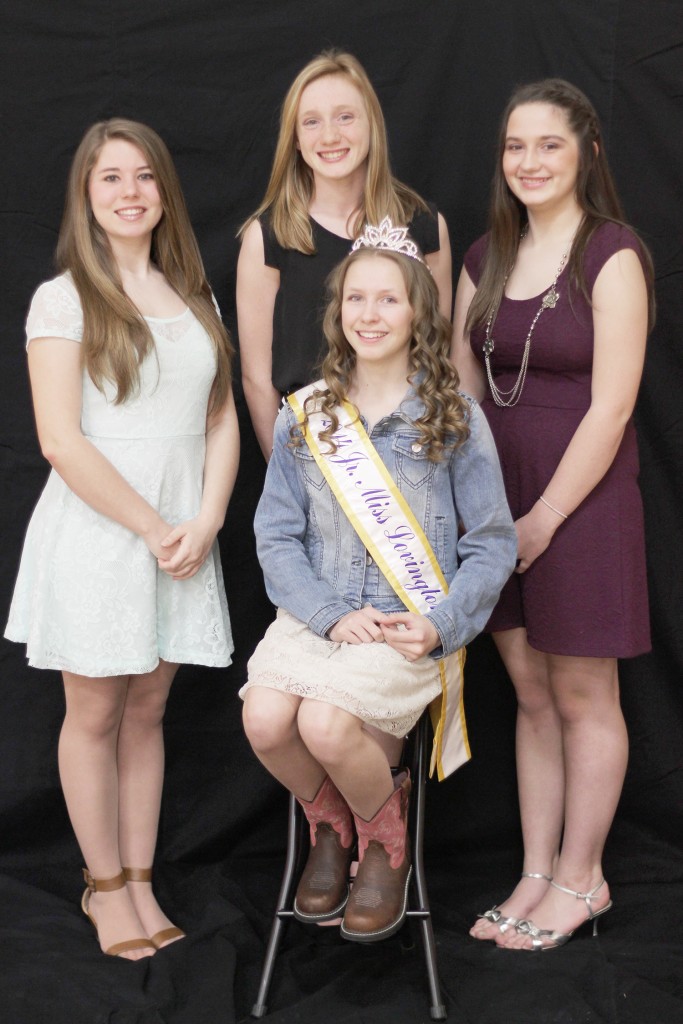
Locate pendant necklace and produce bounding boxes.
[483,235,571,408]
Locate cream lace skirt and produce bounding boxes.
[240,609,442,736]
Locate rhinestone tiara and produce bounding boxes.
[351,216,426,264]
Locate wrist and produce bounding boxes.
[539,494,569,521]
[424,615,446,656]
[139,511,167,543]
[197,508,224,535]
[425,619,440,650]
[533,498,565,534]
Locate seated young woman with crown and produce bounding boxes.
[239,219,516,942]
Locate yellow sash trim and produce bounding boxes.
[288,386,471,779]
[428,647,467,781]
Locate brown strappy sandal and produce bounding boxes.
[81,869,156,958]
[122,867,186,948]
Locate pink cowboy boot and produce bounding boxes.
[294,776,355,923]
[340,771,412,943]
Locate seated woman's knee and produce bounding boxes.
[297,701,356,765]
[242,690,297,753]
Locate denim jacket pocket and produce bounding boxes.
[292,444,327,492]
[392,434,435,490]
[291,442,347,582]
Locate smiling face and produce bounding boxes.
[296,73,370,185]
[341,254,414,373]
[502,102,581,215]
[88,138,163,245]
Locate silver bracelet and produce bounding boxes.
[539,495,568,520]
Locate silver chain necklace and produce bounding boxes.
[483,239,570,408]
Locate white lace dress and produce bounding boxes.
[4,274,233,676]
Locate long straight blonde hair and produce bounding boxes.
[56,118,233,410]
[240,50,429,252]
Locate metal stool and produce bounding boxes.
[251,712,447,1020]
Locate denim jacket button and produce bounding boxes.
[411,442,422,453]
[365,552,373,566]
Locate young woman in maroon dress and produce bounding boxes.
[451,79,654,950]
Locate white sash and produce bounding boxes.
[288,382,470,780]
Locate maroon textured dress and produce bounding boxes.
[465,221,650,657]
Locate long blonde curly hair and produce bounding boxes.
[293,249,470,459]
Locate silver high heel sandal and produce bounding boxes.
[514,878,613,951]
[474,871,553,937]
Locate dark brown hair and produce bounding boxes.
[466,78,655,335]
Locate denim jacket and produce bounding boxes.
[255,387,517,657]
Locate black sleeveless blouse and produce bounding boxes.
[260,203,440,394]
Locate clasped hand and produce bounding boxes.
[328,605,440,662]
[514,500,563,573]
[145,517,217,580]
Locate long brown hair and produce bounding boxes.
[240,50,429,252]
[293,249,470,459]
[466,78,655,335]
[56,118,233,410]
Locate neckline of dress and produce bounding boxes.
[144,307,191,323]
[503,263,569,303]
[309,215,354,243]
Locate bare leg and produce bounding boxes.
[242,688,326,799]
[471,628,562,941]
[297,700,394,820]
[503,655,623,949]
[117,660,181,947]
[364,725,404,769]
[59,672,154,960]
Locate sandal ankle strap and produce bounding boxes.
[82,868,126,893]
[550,878,605,905]
[122,866,153,883]
[521,871,553,882]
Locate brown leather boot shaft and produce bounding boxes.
[294,777,355,923]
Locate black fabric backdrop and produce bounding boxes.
[1,2,682,1022]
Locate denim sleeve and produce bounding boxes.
[425,400,517,655]
[254,407,356,637]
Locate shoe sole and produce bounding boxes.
[339,866,412,944]
[293,886,350,924]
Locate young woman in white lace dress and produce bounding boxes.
[5,120,238,959]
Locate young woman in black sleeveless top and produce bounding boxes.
[237,50,451,460]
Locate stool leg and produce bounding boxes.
[410,716,447,1021]
[252,713,448,1020]
[251,793,304,1018]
